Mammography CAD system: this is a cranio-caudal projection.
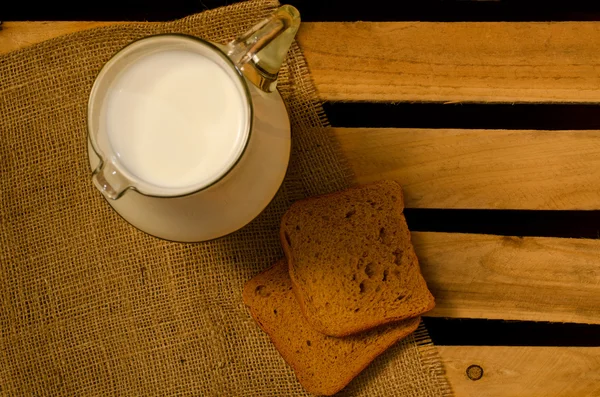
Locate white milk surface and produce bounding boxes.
[105,49,247,190]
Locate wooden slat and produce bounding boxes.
[334,128,600,209]
[4,22,600,103]
[438,346,600,397]
[415,232,600,323]
[0,22,124,52]
[298,22,600,103]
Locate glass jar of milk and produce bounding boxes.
[87,6,300,242]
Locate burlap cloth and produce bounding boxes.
[0,1,453,395]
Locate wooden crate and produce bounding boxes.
[2,4,600,396]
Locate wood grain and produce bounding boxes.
[415,232,600,323]
[4,22,600,103]
[0,22,125,52]
[334,128,600,209]
[438,346,600,397]
[298,22,600,103]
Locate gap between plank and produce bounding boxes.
[424,318,600,347]
[324,102,600,130]
[405,209,600,239]
[4,0,600,22]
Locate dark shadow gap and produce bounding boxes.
[5,0,600,22]
[290,0,600,22]
[324,102,600,130]
[424,317,600,347]
[405,209,600,239]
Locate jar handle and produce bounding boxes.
[226,5,300,92]
[92,160,130,200]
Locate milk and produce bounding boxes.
[105,49,248,191]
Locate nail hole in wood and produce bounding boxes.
[466,364,484,381]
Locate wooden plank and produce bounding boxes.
[298,22,600,103]
[4,22,600,103]
[438,346,600,397]
[414,232,600,323]
[0,22,124,52]
[334,128,600,210]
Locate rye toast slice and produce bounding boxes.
[280,180,435,337]
[243,259,420,396]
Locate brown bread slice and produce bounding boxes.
[243,259,420,396]
[281,180,435,337]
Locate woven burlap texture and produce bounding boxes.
[0,1,453,395]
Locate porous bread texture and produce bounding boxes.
[243,259,421,396]
[281,180,435,337]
